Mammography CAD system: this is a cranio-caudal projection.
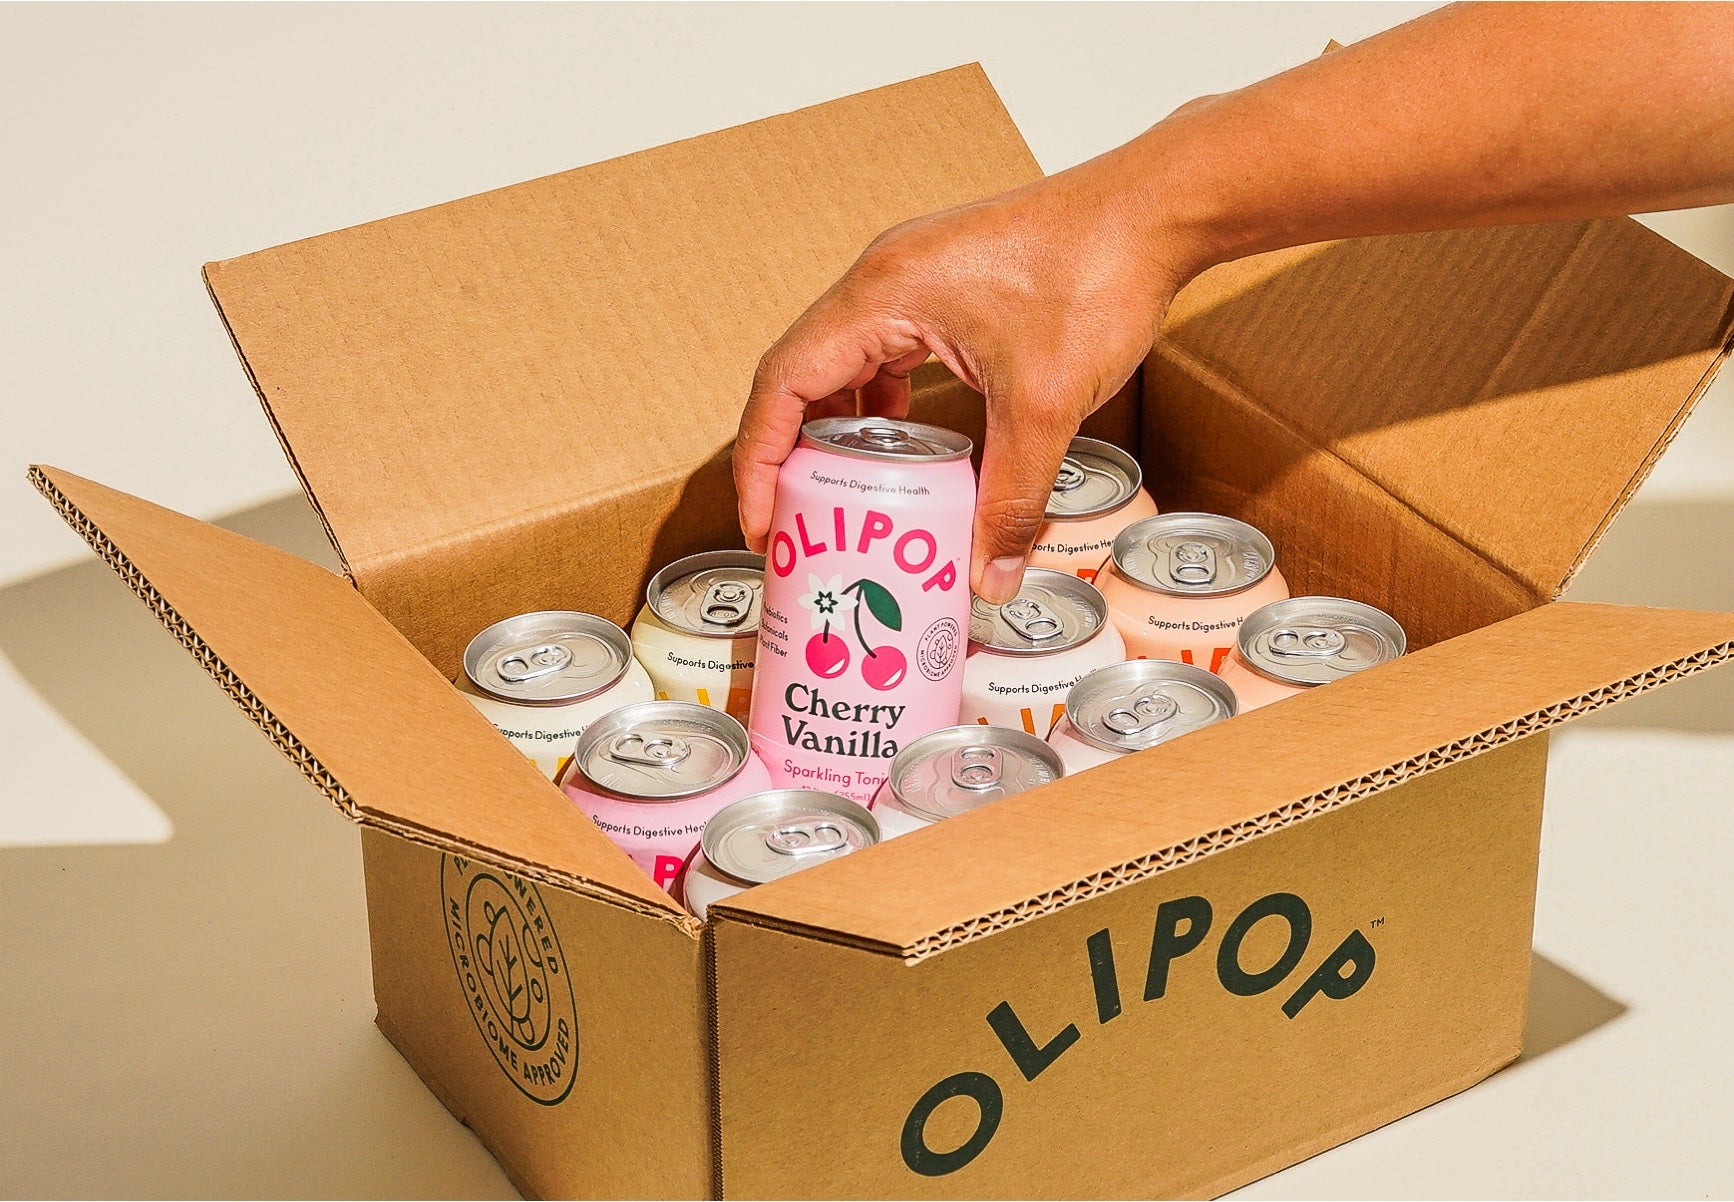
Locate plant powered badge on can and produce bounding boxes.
[559,701,774,893]
[1217,596,1407,711]
[679,789,879,918]
[631,550,764,722]
[871,725,1064,839]
[458,610,655,780]
[1046,659,1237,774]
[1097,512,1290,672]
[1026,437,1159,582]
[961,568,1127,738]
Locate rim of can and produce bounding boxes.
[887,724,1065,822]
[462,610,633,706]
[564,700,752,801]
[1043,437,1145,520]
[645,549,766,639]
[1236,596,1407,687]
[1064,659,1238,754]
[1109,512,1277,597]
[799,417,973,462]
[701,789,879,885]
[969,568,1110,657]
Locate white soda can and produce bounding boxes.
[1047,660,1237,774]
[1217,596,1406,711]
[458,610,655,780]
[871,725,1064,839]
[680,789,879,919]
[961,569,1127,739]
[631,550,763,723]
[1027,438,1159,582]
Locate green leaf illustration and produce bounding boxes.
[849,578,903,632]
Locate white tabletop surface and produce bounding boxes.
[4,4,1732,1197]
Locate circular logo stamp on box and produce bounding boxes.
[441,854,579,1105]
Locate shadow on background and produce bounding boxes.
[1519,953,1627,1064]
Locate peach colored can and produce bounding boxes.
[1046,659,1237,774]
[1217,596,1406,711]
[871,725,1064,838]
[1097,512,1290,672]
[1027,437,1159,583]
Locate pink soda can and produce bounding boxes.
[1097,512,1290,672]
[749,417,975,804]
[559,700,773,894]
[1027,437,1159,582]
[1046,659,1237,774]
[1217,596,1406,711]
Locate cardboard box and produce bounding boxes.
[29,65,1734,1198]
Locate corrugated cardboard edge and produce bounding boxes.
[28,464,701,936]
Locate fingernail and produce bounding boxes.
[981,556,1025,604]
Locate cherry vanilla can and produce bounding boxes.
[631,550,763,722]
[960,569,1127,738]
[1026,437,1158,582]
[458,610,655,780]
[749,417,975,804]
[872,725,1065,838]
[1097,512,1290,672]
[558,701,773,894]
[1217,596,1407,711]
[1047,659,1238,774]
[680,789,879,919]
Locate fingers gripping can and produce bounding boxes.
[749,418,975,804]
[631,550,764,722]
[871,725,1065,839]
[1047,659,1237,774]
[558,701,774,894]
[1026,437,1159,582]
[961,569,1127,739]
[680,789,878,918]
[1217,596,1407,711]
[1097,512,1290,672]
[458,610,656,780]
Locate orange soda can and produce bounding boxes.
[1026,438,1158,583]
[1217,596,1406,711]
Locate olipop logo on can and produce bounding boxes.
[1047,659,1237,774]
[748,418,975,803]
[961,569,1126,739]
[1027,437,1159,582]
[680,789,879,919]
[630,550,763,723]
[872,725,1065,839]
[1217,596,1407,711]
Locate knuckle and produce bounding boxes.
[975,495,1046,549]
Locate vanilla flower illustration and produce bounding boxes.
[797,573,857,632]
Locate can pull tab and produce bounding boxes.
[950,745,1004,791]
[701,579,754,628]
[495,642,574,683]
[1268,626,1347,658]
[605,732,691,768]
[1052,456,1087,494]
[1167,540,1218,586]
[1103,688,1180,736]
[859,425,915,452]
[765,820,849,857]
[1002,598,1063,642]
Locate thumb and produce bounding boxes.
[970,390,1080,604]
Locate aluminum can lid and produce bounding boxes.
[463,610,633,705]
[969,568,1109,657]
[647,550,765,638]
[701,789,879,885]
[1044,437,1144,520]
[1237,596,1406,687]
[569,701,752,800]
[799,417,973,462]
[1110,512,1276,597]
[1065,660,1237,754]
[887,725,1064,822]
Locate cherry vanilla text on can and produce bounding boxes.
[749,417,976,804]
[871,725,1065,839]
[680,789,879,919]
[1097,512,1290,672]
[631,550,764,722]
[961,569,1127,739]
[1217,596,1407,711]
[1026,437,1159,582]
[1047,659,1237,774]
[558,701,774,894]
[458,610,656,780]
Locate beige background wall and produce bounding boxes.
[3,3,1731,1197]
